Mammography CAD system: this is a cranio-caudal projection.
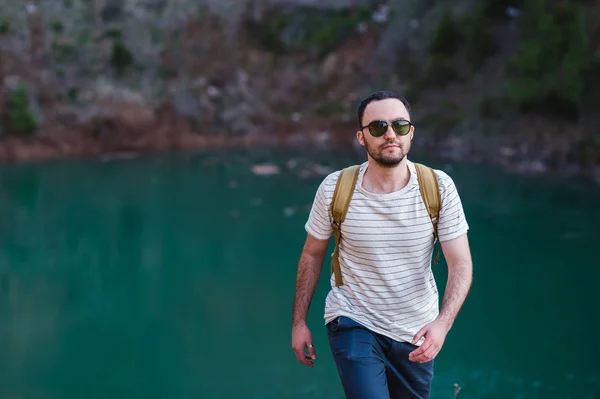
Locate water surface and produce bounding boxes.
[0,149,598,398]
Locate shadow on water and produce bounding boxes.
[0,147,598,398]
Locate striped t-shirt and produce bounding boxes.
[305,160,469,345]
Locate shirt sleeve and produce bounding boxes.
[435,170,469,242]
[304,176,335,241]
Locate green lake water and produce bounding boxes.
[0,148,598,399]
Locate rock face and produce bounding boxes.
[0,0,390,158]
[0,0,599,180]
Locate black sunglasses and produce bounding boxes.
[361,119,413,137]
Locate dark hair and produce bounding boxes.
[357,90,411,128]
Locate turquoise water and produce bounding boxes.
[0,149,598,398]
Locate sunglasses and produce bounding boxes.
[361,119,413,137]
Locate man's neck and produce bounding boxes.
[362,159,411,194]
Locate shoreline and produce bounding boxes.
[0,129,330,165]
[1,129,599,185]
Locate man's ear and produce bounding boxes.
[356,131,365,147]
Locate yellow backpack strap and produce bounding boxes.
[414,163,442,264]
[329,165,360,286]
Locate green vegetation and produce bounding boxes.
[419,101,467,139]
[423,10,463,86]
[248,6,373,57]
[76,30,92,46]
[429,10,463,57]
[103,28,123,41]
[506,0,592,121]
[67,87,79,103]
[462,5,499,69]
[52,20,64,34]
[98,28,135,75]
[5,84,38,135]
[417,0,597,127]
[314,100,345,117]
[0,19,9,34]
[111,40,134,75]
[51,41,77,62]
[423,5,500,86]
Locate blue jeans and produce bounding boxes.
[326,316,434,399]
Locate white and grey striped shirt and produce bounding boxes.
[305,160,469,345]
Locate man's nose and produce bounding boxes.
[383,124,396,140]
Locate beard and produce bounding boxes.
[364,139,409,168]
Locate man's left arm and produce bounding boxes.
[409,233,473,363]
[437,234,473,330]
[409,169,473,363]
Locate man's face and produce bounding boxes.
[357,98,414,168]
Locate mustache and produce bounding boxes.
[380,142,402,149]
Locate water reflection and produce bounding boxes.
[0,151,598,398]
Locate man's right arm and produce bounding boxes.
[294,175,335,327]
[292,234,330,327]
[292,175,335,366]
[291,233,329,366]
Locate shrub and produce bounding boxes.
[111,40,134,75]
[423,6,500,86]
[429,10,464,57]
[506,0,591,121]
[5,84,38,135]
[463,4,499,69]
[248,6,373,57]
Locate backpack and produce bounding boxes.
[328,163,442,287]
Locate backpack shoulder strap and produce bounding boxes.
[329,165,360,286]
[414,163,443,264]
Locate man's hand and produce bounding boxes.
[291,234,328,368]
[407,233,473,363]
[292,323,316,367]
[408,318,450,363]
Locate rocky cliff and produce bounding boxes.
[1,0,599,180]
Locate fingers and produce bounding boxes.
[409,341,439,363]
[293,342,316,367]
[411,326,427,345]
[293,347,310,366]
[408,341,430,362]
[307,343,317,361]
[304,343,316,367]
[419,344,439,363]
[408,325,429,362]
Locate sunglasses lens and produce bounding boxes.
[392,120,411,135]
[368,121,388,137]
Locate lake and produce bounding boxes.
[0,148,598,398]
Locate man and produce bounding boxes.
[291,90,473,399]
